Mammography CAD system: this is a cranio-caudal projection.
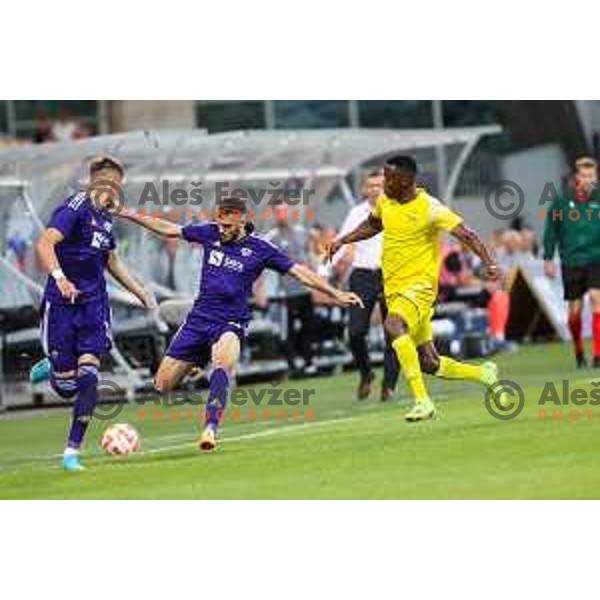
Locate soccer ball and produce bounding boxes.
[100,423,141,456]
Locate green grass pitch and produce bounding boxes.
[1,341,600,499]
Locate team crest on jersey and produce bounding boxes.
[241,247,253,257]
[104,222,112,232]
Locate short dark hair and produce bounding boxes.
[576,156,597,170]
[367,168,383,178]
[89,156,124,178]
[385,155,417,174]
[216,195,248,214]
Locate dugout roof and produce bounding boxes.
[0,125,501,186]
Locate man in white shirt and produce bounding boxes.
[337,170,399,400]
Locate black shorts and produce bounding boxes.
[562,262,600,300]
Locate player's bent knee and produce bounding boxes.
[384,315,407,340]
[78,354,101,368]
[212,333,241,372]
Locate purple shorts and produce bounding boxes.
[41,299,112,372]
[166,313,246,365]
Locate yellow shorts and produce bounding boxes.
[386,290,435,347]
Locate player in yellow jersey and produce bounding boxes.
[329,155,503,421]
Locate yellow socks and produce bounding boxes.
[392,334,429,403]
[435,356,482,382]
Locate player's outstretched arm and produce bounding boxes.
[106,250,156,309]
[37,227,80,301]
[117,207,183,239]
[450,223,502,282]
[327,214,383,261]
[288,263,364,308]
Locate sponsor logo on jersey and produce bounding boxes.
[208,249,224,266]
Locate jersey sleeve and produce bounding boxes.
[48,194,85,238]
[262,239,295,274]
[542,196,560,260]
[181,222,219,246]
[430,198,463,232]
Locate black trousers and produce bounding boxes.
[348,268,399,389]
[284,293,315,369]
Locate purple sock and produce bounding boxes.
[206,368,229,429]
[50,373,78,399]
[66,364,98,450]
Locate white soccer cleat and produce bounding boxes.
[405,398,436,422]
[480,361,509,408]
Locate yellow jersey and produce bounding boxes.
[372,188,463,300]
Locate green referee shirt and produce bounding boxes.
[543,187,600,267]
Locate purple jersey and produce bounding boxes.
[43,193,116,305]
[182,223,295,325]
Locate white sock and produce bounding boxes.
[64,447,79,457]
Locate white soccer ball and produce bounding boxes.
[100,423,141,456]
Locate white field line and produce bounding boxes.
[0,416,357,473]
[142,416,356,455]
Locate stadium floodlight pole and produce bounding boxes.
[432,99,448,197]
[264,100,276,129]
[348,100,360,128]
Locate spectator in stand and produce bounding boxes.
[74,121,91,140]
[443,232,517,353]
[52,106,81,142]
[497,229,524,270]
[32,108,54,144]
[519,226,538,259]
[266,203,317,376]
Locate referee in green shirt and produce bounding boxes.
[543,156,600,368]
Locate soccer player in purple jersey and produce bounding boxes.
[117,195,363,452]
[31,156,154,471]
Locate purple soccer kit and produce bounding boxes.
[166,222,295,429]
[41,192,116,450]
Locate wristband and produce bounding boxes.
[51,269,66,280]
